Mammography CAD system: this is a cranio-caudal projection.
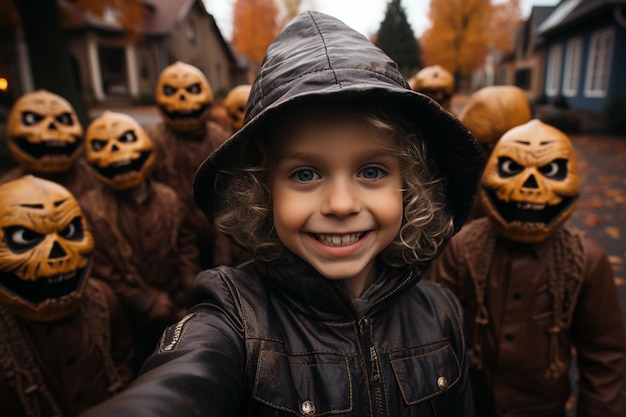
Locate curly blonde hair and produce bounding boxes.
[213,102,454,266]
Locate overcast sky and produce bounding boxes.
[202,0,560,41]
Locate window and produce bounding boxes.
[584,28,614,97]
[515,68,532,90]
[546,43,563,96]
[562,38,582,96]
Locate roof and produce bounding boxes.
[143,0,194,35]
[537,0,626,35]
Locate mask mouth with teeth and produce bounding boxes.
[7,90,84,173]
[85,111,156,190]
[0,176,94,322]
[155,61,214,133]
[479,119,580,243]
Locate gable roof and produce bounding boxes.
[537,0,626,36]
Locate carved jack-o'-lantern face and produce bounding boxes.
[85,111,155,190]
[459,85,532,156]
[0,176,93,322]
[410,65,454,110]
[224,84,251,132]
[480,119,579,243]
[156,61,213,132]
[7,90,83,173]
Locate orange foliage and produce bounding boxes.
[421,0,494,77]
[73,0,149,42]
[232,0,280,67]
[489,0,522,53]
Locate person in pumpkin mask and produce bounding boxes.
[144,61,231,270]
[458,85,533,221]
[0,175,133,417]
[408,65,455,111]
[79,111,194,375]
[428,119,625,417]
[79,11,484,417]
[0,90,99,199]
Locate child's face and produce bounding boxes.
[267,113,403,298]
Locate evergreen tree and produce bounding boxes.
[375,0,422,78]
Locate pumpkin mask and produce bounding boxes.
[7,90,83,173]
[459,85,532,156]
[0,176,93,322]
[85,111,155,190]
[224,84,251,132]
[480,119,579,243]
[156,61,213,132]
[409,65,454,110]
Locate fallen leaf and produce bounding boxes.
[614,277,624,286]
[584,214,601,227]
[605,226,621,239]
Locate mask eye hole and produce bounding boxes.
[90,139,108,152]
[56,112,74,126]
[59,217,84,241]
[186,83,201,94]
[21,111,44,126]
[538,158,568,180]
[4,226,44,253]
[497,157,524,178]
[163,85,176,96]
[118,130,137,144]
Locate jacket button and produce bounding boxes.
[301,400,316,416]
[437,376,448,390]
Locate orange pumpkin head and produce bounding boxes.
[224,84,251,132]
[480,120,579,243]
[155,61,213,132]
[85,111,155,190]
[410,65,454,110]
[0,176,93,322]
[7,90,83,173]
[459,86,532,156]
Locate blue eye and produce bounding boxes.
[293,169,318,183]
[360,166,384,179]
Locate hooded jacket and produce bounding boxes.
[81,11,484,417]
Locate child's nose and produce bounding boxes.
[321,180,360,217]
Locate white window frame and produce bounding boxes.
[546,43,563,96]
[562,37,582,96]
[584,28,614,97]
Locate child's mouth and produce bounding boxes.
[314,233,364,246]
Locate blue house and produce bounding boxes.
[537,0,626,117]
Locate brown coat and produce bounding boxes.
[79,181,193,323]
[145,121,238,268]
[0,279,133,417]
[0,158,100,200]
[428,218,625,417]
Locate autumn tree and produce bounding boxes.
[232,0,280,71]
[421,0,492,82]
[375,0,422,78]
[488,0,522,54]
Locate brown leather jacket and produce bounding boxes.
[428,218,625,417]
[0,279,133,417]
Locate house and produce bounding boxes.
[64,0,248,106]
[495,5,557,101]
[2,0,247,109]
[536,0,626,117]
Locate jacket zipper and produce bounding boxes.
[360,317,385,416]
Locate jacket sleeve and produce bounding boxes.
[79,269,247,417]
[572,237,626,417]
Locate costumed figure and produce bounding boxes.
[145,61,230,269]
[408,65,454,111]
[79,111,193,374]
[428,119,626,417]
[81,11,484,417]
[1,90,98,198]
[458,85,533,220]
[0,175,133,417]
[223,84,252,134]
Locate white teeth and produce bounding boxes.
[47,270,76,284]
[517,202,545,210]
[315,233,363,246]
[112,159,132,167]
